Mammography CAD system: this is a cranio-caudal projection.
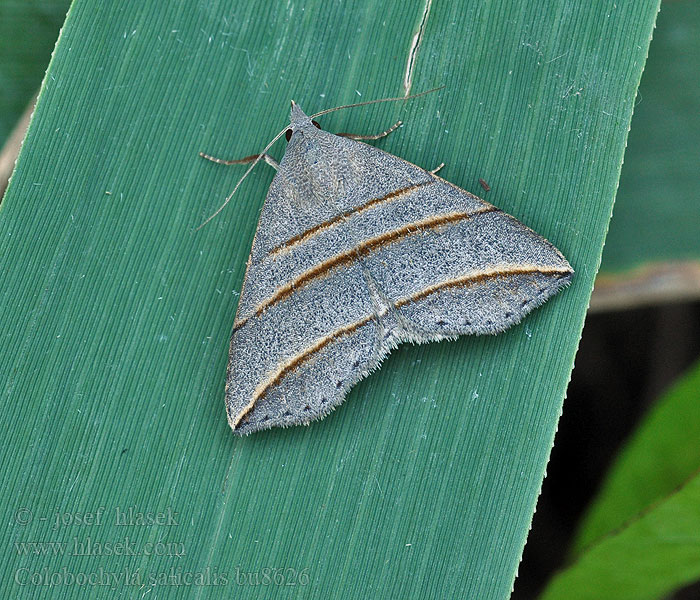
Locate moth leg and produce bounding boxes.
[430,162,445,174]
[336,120,402,141]
[199,152,279,170]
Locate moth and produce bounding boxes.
[201,93,573,435]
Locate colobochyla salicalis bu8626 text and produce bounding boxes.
[200,94,573,435]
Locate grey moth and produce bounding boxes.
[202,98,573,435]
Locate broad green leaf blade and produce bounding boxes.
[540,360,700,600]
[593,0,700,310]
[0,1,658,599]
[602,0,700,271]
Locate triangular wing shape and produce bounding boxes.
[226,126,572,434]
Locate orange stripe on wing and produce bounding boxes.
[235,206,500,329]
[395,264,573,307]
[268,181,435,257]
[231,315,376,429]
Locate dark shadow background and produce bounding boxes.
[513,301,700,599]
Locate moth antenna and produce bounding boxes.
[197,85,444,230]
[310,85,445,119]
[196,126,289,230]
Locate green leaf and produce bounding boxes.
[601,0,700,273]
[0,0,71,143]
[574,359,700,554]
[0,1,658,598]
[592,0,700,309]
[540,359,700,600]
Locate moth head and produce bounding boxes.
[287,101,322,141]
[197,87,444,230]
